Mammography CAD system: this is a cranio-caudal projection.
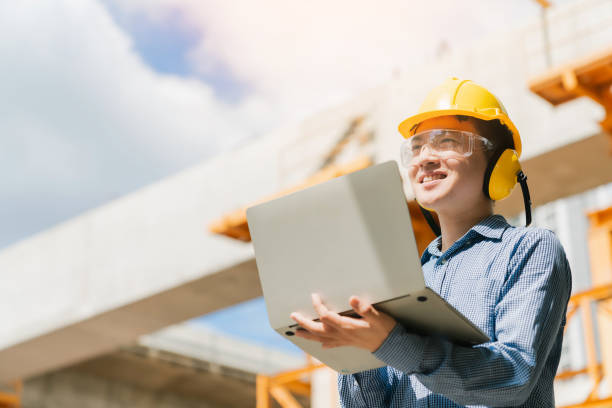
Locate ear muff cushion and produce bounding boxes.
[482,148,504,199]
[484,149,521,201]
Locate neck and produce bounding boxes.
[437,202,493,252]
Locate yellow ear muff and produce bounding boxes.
[485,149,521,201]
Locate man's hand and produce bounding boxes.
[290,294,397,352]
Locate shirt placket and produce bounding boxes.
[439,235,478,298]
[436,243,459,297]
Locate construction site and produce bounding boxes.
[2,0,612,407]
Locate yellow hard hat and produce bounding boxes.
[398,77,522,156]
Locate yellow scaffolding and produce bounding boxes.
[256,361,325,408]
[528,47,612,137]
[529,41,612,405]
[554,205,612,407]
[0,381,22,408]
[556,284,612,406]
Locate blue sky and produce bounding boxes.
[190,297,302,354]
[102,1,248,103]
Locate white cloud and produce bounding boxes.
[0,0,272,247]
[107,0,546,121]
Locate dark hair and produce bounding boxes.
[454,115,514,158]
[455,115,514,202]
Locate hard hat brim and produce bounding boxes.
[398,109,522,157]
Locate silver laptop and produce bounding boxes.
[246,160,489,374]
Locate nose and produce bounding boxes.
[419,144,435,157]
[413,144,440,167]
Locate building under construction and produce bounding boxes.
[2,0,612,406]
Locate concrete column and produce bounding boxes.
[311,367,339,408]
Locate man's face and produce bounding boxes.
[406,116,490,215]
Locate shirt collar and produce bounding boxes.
[423,214,509,259]
[470,214,508,240]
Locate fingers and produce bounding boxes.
[290,294,373,341]
[290,312,327,334]
[290,311,336,343]
[311,293,342,329]
[293,327,334,342]
[349,296,380,321]
[311,293,330,319]
[312,294,368,329]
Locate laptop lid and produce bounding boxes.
[246,161,425,330]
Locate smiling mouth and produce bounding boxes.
[421,174,447,183]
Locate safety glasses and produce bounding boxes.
[400,129,494,167]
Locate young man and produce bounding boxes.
[290,78,572,407]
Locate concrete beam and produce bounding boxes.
[0,260,261,383]
[497,132,612,216]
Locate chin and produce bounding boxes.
[415,187,453,211]
[415,196,443,213]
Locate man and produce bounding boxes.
[290,78,572,407]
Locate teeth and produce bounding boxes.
[422,174,446,183]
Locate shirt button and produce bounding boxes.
[440,258,447,265]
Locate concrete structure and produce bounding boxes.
[23,350,243,408]
[1,0,612,405]
[21,324,305,408]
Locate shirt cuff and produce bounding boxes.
[372,323,426,373]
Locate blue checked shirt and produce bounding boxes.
[338,215,571,407]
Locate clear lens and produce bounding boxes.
[400,129,492,167]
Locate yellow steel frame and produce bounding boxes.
[561,398,612,408]
[256,362,325,408]
[0,381,21,408]
[533,0,552,8]
[528,47,612,137]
